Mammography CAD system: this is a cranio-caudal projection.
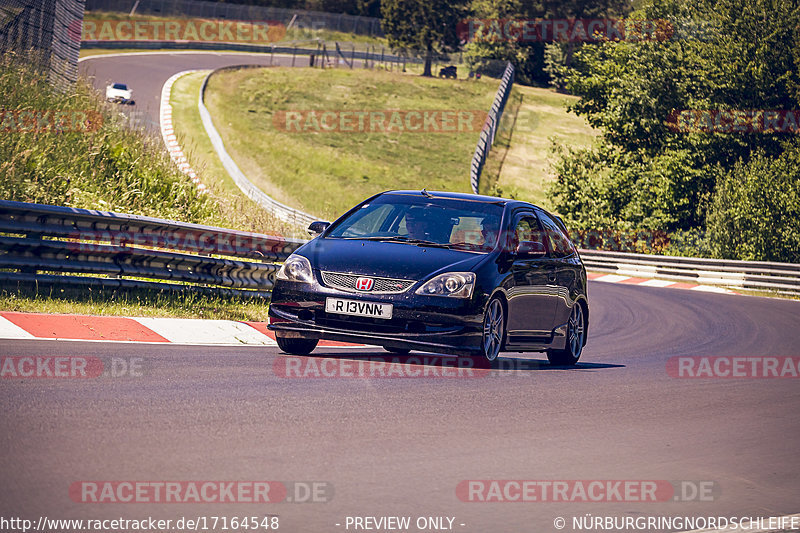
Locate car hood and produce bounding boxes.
[107,88,131,98]
[297,238,489,281]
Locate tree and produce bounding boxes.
[463,0,630,85]
[706,141,800,262]
[548,0,800,255]
[381,0,469,76]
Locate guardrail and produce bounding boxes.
[80,40,425,67]
[580,249,800,295]
[198,66,319,227]
[0,200,305,298]
[470,62,515,194]
[3,201,797,298]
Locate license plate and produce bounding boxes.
[325,297,393,319]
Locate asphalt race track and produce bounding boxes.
[3,51,797,532]
[2,281,799,532]
[79,52,308,131]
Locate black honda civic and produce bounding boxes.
[268,190,588,364]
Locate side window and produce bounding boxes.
[510,216,545,251]
[537,211,576,258]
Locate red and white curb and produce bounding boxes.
[587,271,736,294]
[0,312,359,347]
[160,70,206,193]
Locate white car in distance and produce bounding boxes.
[106,83,134,105]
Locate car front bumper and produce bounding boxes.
[268,280,485,356]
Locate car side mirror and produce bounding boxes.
[516,240,546,258]
[307,221,330,235]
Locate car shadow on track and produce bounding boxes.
[490,356,624,372]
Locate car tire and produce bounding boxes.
[275,335,318,355]
[481,296,505,361]
[547,303,585,366]
[383,346,411,355]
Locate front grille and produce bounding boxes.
[320,271,415,294]
[315,311,414,334]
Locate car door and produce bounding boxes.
[504,214,558,340]
[536,209,581,329]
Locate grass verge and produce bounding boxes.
[202,67,498,220]
[0,52,288,319]
[191,66,593,220]
[169,70,243,198]
[486,86,597,210]
[0,285,270,321]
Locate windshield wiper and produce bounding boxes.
[334,235,451,247]
[446,241,484,250]
[335,235,406,241]
[404,239,452,247]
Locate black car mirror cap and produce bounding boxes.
[307,221,331,235]
[517,240,547,258]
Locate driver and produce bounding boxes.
[480,214,500,249]
[404,207,435,241]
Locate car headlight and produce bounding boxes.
[415,272,475,298]
[276,254,314,283]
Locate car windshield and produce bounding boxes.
[326,193,505,252]
[112,83,128,90]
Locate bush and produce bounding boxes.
[706,142,800,263]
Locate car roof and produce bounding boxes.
[382,190,541,211]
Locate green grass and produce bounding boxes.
[1,51,289,234]
[182,66,592,221]
[485,86,598,210]
[0,52,290,319]
[1,52,216,222]
[79,48,158,58]
[168,70,307,236]
[0,285,271,321]
[202,67,498,220]
[170,71,252,198]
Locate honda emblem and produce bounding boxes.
[355,277,374,291]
